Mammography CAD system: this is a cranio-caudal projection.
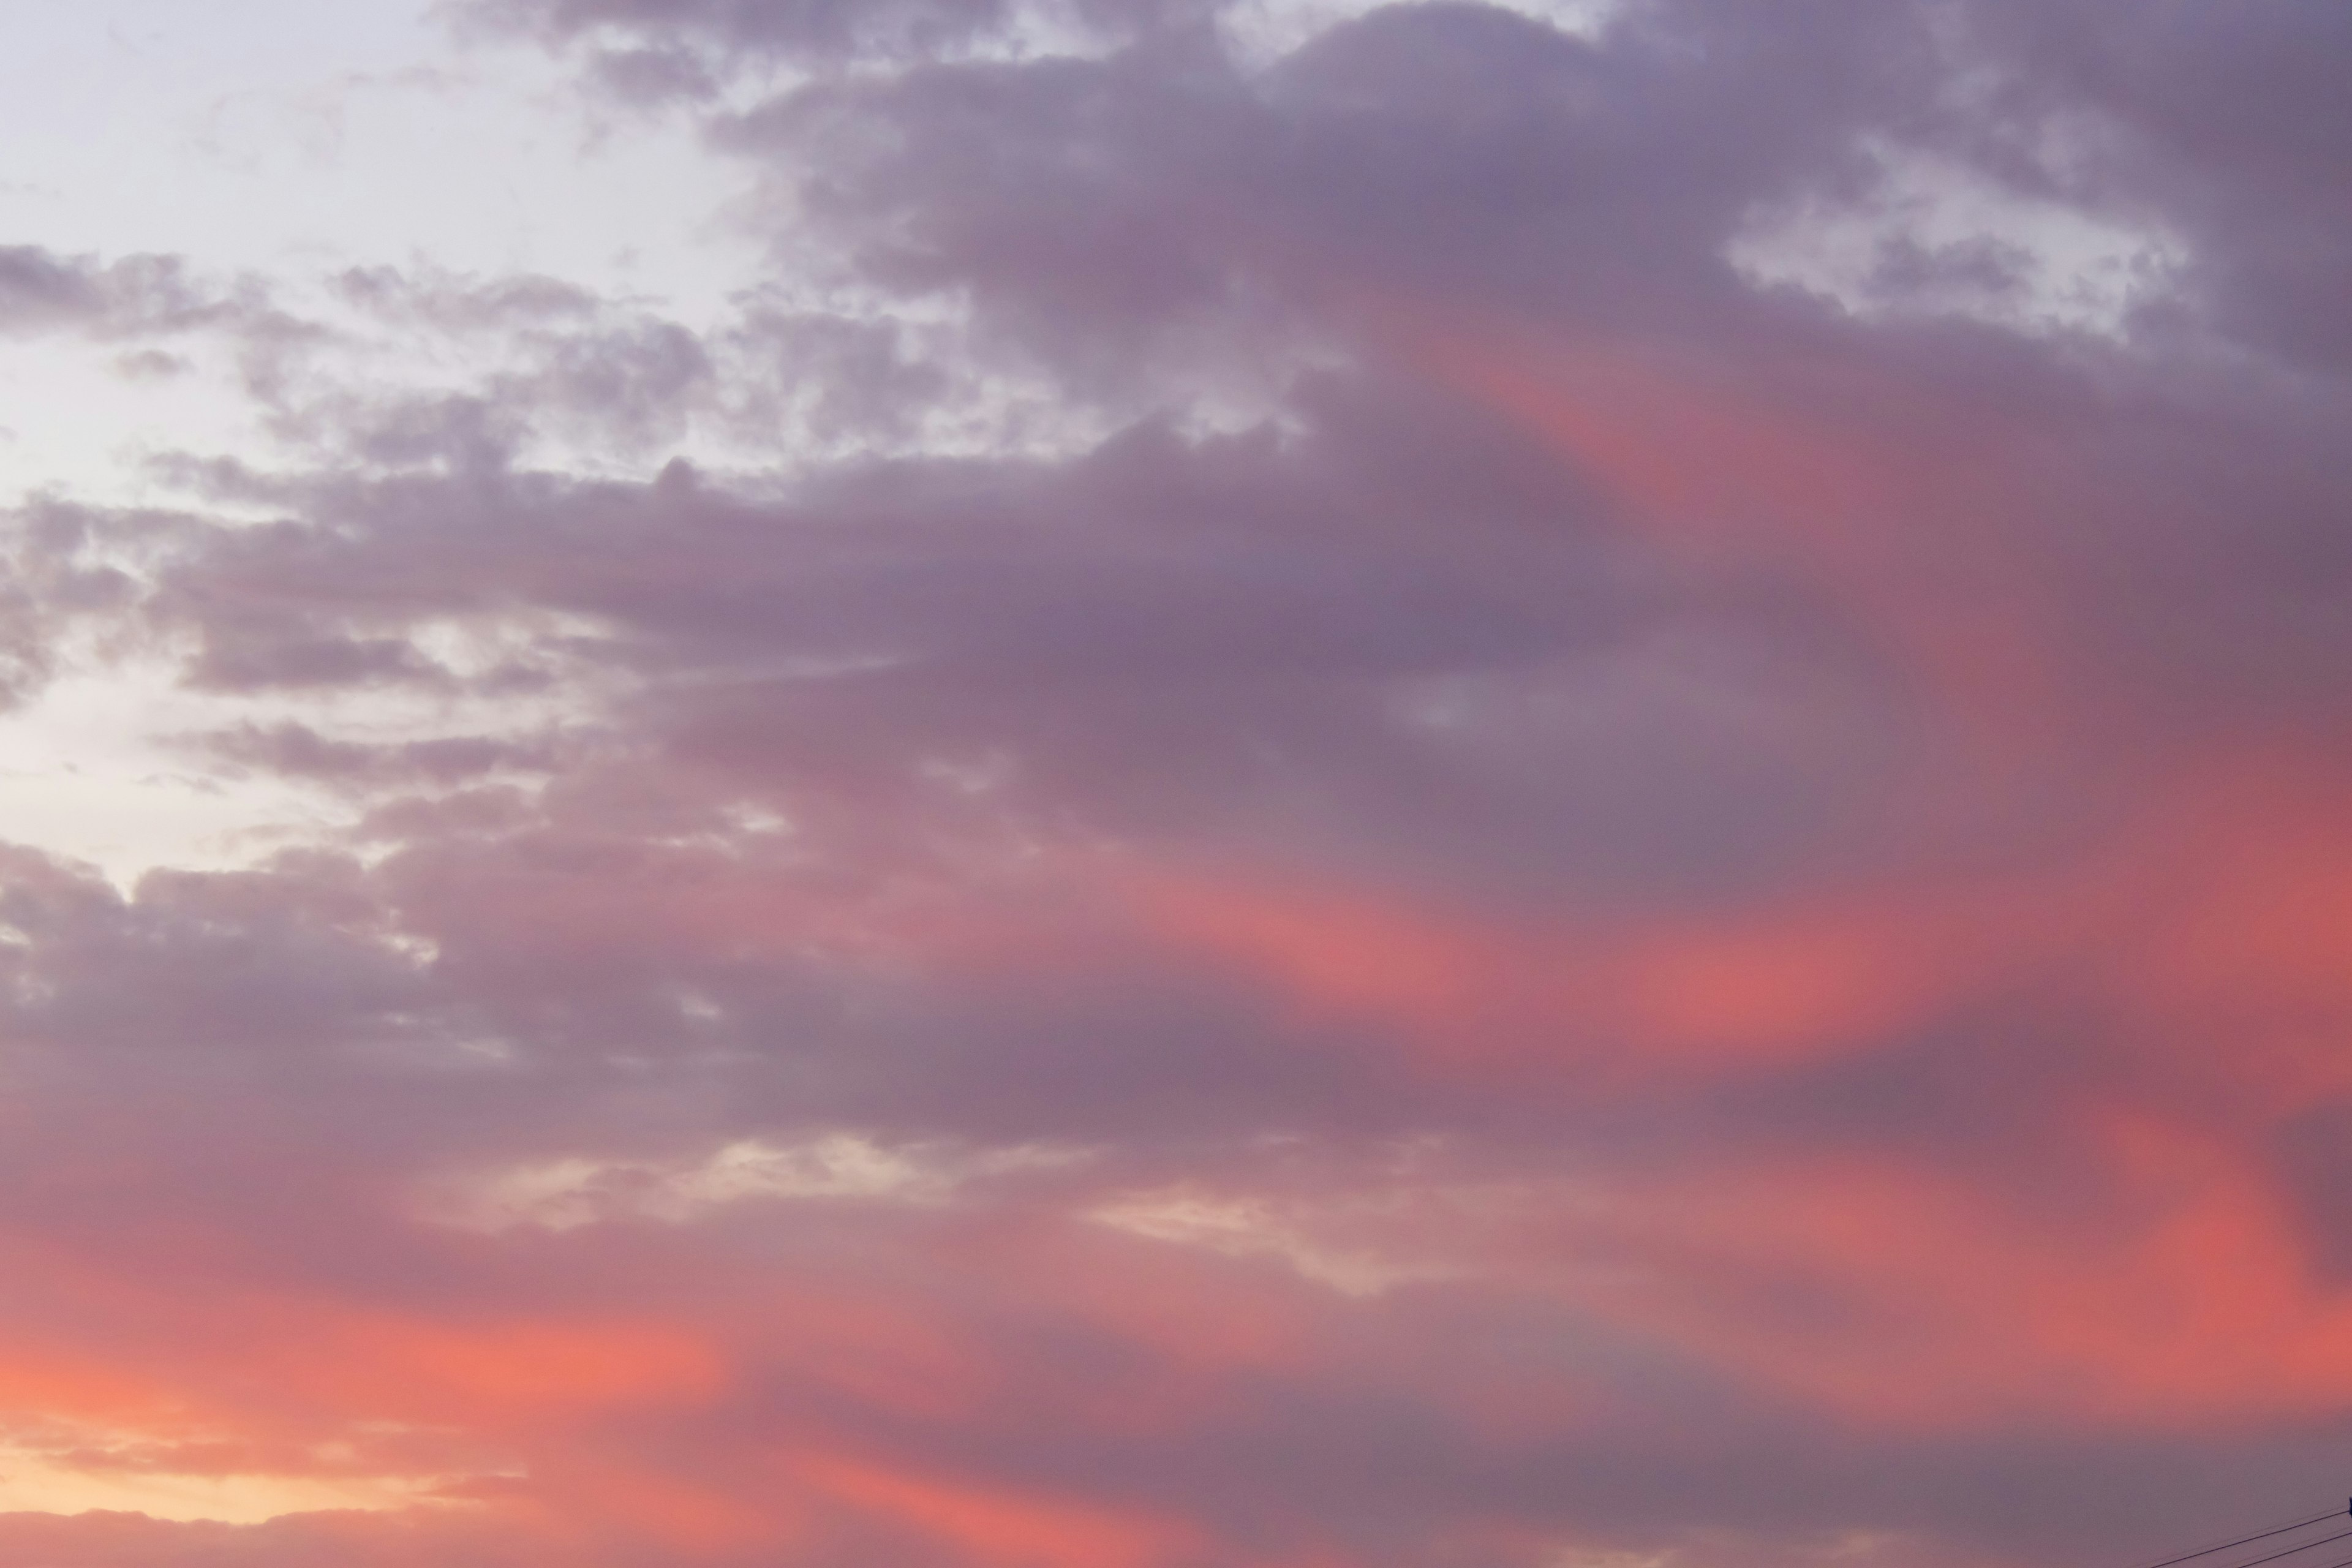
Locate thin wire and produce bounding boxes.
[2138,1510,2351,1568]
[2218,1526,2352,1568]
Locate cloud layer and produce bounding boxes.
[2,1,2350,1564]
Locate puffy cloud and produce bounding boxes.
[0,246,233,339]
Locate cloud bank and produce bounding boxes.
[1,1,2350,1564]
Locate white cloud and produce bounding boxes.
[434,1132,1087,1231]
[0,1430,454,1525]
[1088,1185,1458,1297]
[1219,0,1622,70]
[1728,136,2187,337]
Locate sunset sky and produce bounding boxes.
[1,2,2350,1564]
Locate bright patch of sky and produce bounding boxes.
[0,620,606,890]
[1220,0,1621,69]
[1728,135,2187,337]
[0,2,752,882]
[0,0,762,509]
[0,1432,450,1523]
[0,663,343,889]
[0,0,749,298]
[435,1133,1088,1231]
[1089,1183,1460,1297]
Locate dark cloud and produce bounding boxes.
[0,244,239,338]
[197,723,556,790]
[464,0,1019,61]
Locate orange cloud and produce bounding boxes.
[2101,756,2352,1112]
[1128,862,2100,1079]
[1379,305,2075,747]
[790,1450,1199,1568]
[1125,738,2352,1104]
[0,1348,183,1431]
[1564,1113,2352,1428]
[270,1311,725,1420]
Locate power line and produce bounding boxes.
[2220,1526,2352,1568]
[2137,1508,2351,1568]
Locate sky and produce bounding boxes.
[0,1,2348,1565]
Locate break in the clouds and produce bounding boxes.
[1,1,2350,1565]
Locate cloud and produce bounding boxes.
[1088,1181,1464,1297]
[0,1,2348,1565]
[432,1131,1088,1230]
[1727,134,2189,336]
[0,246,233,339]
